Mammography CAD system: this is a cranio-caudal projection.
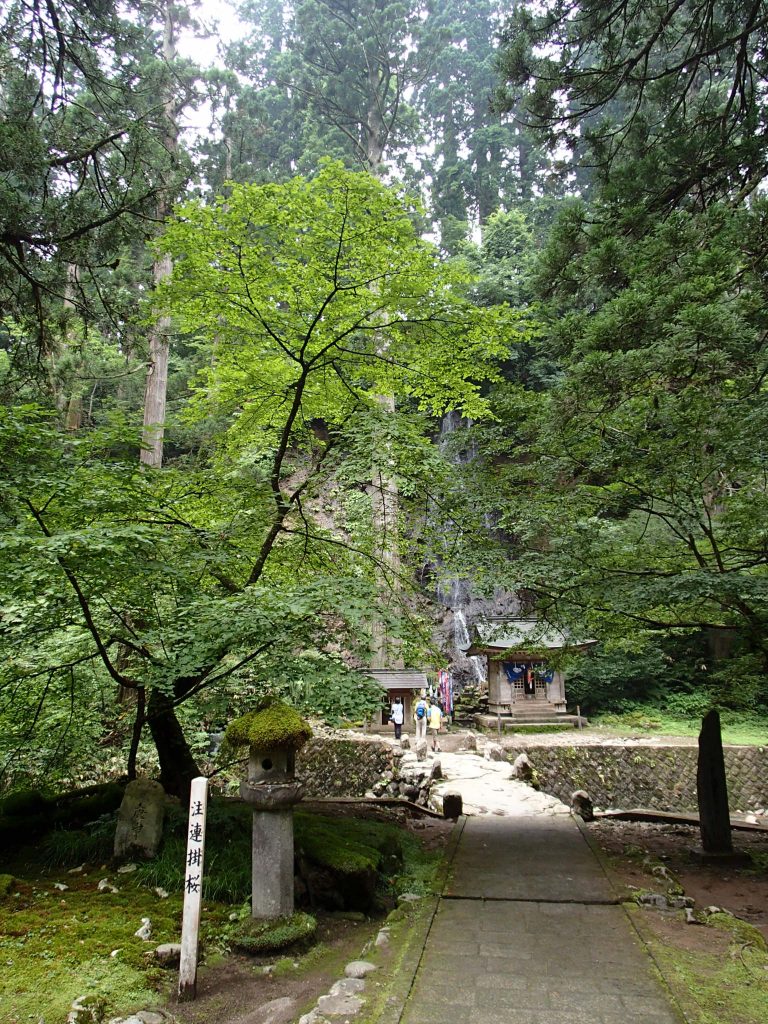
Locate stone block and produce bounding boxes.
[443,792,463,819]
[114,779,165,861]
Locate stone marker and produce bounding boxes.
[485,742,504,762]
[443,792,463,819]
[510,752,536,784]
[415,739,428,762]
[114,779,165,861]
[570,790,594,822]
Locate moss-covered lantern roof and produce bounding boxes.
[225,700,312,752]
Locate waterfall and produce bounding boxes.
[433,413,489,688]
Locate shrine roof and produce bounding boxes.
[369,669,429,691]
[462,618,596,655]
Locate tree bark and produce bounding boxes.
[140,2,177,469]
[126,686,146,782]
[697,709,733,854]
[146,688,200,801]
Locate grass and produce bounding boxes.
[591,711,768,745]
[630,906,768,1024]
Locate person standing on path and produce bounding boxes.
[427,700,443,751]
[414,694,429,743]
[390,696,405,740]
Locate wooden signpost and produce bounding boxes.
[178,776,208,1002]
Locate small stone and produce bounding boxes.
[400,736,410,749]
[153,887,169,899]
[54,882,69,891]
[685,908,700,924]
[154,943,182,966]
[374,929,390,947]
[485,743,504,762]
[298,1012,328,1024]
[639,893,668,909]
[97,878,119,894]
[344,960,377,979]
[415,740,428,762]
[667,896,695,909]
[117,863,138,874]
[397,893,421,903]
[316,993,364,1016]
[67,865,85,875]
[464,733,478,752]
[329,978,365,996]
[429,760,442,781]
[258,997,297,1024]
[136,1013,166,1024]
[110,949,121,958]
[134,917,152,941]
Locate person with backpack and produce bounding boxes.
[427,700,443,752]
[414,694,429,743]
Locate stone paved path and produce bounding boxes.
[400,815,682,1024]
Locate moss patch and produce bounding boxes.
[225,701,312,752]
[0,874,14,897]
[230,912,317,954]
[707,912,768,952]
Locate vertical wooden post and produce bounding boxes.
[178,776,208,1002]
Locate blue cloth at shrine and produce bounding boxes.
[503,663,525,682]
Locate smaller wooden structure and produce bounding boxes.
[369,669,429,730]
[464,619,595,718]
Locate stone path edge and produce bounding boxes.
[372,815,466,1024]
[573,813,690,1024]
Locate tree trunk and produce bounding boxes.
[146,688,200,801]
[126,686,146,782]
[697,709,733,854]
[140,3,178,469]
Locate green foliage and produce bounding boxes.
[294,812,402,876]
[224,701,312,752]
[160,161,516,423]
[230,911,317,954]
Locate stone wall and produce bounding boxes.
[298,737,397,798]
[525,744,768,813]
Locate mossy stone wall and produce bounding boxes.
[298,737,396,798]
[525,744,768,812]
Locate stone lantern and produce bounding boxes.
[224,700,312,919]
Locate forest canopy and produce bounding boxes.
[1,0,767,797]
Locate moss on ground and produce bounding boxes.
[230,912,317,954]
[0,854,235,1023]
[629,905,768,1024]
